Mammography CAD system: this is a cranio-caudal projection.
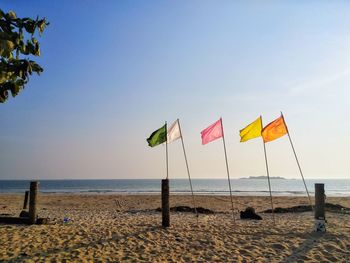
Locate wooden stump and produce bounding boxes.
[314,183,326,232]
[23,191,29,210]
[29,181,38,224]
[161,179,170,227]
[315,183,325,220]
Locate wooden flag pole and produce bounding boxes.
[220,118,236,222]
[281,113,313,211]
[165,121,169,179]
[260,116,275,224]
[177,119,199,223]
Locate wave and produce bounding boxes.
[23,189,348,197]
[1,179,349,196]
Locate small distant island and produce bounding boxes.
[240,176,286,180]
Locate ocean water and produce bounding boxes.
[0,179,349,196]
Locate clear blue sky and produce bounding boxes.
[1,1,350,179]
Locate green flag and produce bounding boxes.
[147,124,167,147]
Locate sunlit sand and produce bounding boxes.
[1,194,349,262]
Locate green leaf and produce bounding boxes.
[10,82,21,97]
[0,8,48,103]
[8,10,17,19]
[24,20,35,34]
[34,42,40,56]
[0,89,9,103]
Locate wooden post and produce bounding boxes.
[23,191,29,210]
[29,181,38,224]
[314,183,326,232]
[161,179,170,227]
[315,183,325,219]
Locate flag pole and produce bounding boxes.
[261,116,275,224]
[177,119,199,223]
[220,118,236,222]
[165,121,169,179]
[260,116,276,224]
[281,113,313,211]
[263,142,275,224]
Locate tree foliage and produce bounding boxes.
[0,9,48,103]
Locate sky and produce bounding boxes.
[1,1,350,180]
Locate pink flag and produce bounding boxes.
[201,118,223,145]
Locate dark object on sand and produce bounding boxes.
[29,181,38,224]
[0,206,49,225]
[263,203,350,214]
[23,191,29,209]
[0,181,49,225]
[156,206,215,214]
[0,216,49,225]
[240,207,262,220]
[161,179,170,228]
[0,213,11,216]
[19,210,29,218]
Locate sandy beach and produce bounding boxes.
[0,194,350,262]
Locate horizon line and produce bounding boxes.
[0,177,348,181]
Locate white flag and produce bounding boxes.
[167,119,181,143]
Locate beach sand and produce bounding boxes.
[1,194,350,262]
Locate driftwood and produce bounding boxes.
[263,203,350,214]
[0,213,11,216]
[0,216,49,225]
[19,210,29,218]
[156,206,215,214]
[0,209,49,225]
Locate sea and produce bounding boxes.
[0,179,349,196]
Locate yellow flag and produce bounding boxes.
[239,116,262,142]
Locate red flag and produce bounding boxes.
[201,118,223,145]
